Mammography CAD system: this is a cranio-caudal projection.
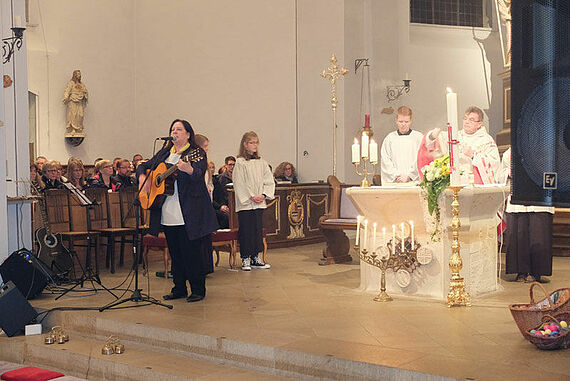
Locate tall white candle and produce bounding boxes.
[14,16,23,27]
[361,133,369,159]
[363,220,369,251]
[352,138,360,164]
[392,225,396,255]
[409,220,414,248]
[446,87,460,186]
[382,227,386,247]
[400,222,405,249]
[372,222,377,252]
[355,215,361,246]
[369,139,378,164]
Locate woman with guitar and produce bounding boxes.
[137,119,218,303]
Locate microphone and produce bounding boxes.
[156,136,177,141]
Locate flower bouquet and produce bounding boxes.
[419,154,450,240]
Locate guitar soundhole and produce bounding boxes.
[156,177,162,186]
[44,234,58,249]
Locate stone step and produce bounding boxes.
[33,310,444,381]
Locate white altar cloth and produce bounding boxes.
[346,185,509,300]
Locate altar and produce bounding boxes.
[346,185,509,300]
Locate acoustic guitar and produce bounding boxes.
[31,183,74,277]
[139,148,204,210]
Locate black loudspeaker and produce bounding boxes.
[0,249,51,299]
[511,0,570,207]
[0,281,38,337]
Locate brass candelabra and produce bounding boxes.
[446,186,471,307]
[357,239,422,302]
[354,159,377,187]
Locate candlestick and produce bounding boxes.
[355,215,361,246]
[410,220,414,248]
[372,222,377,252]
[369,139,378,164]
[361,133,369,158]
[352,138,360,164]
[363,220,369,251]
[392,225,396,255]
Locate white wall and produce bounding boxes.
[25,0,503,184]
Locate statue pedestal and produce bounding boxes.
[65,132,85,147]
[346,185,508,300]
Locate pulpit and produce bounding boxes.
[347,185,508,300]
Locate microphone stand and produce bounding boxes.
[99,144,173,311]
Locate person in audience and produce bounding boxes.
[112,157,122,176]
[233,132,274,271]
[207,161,216,200]
[30,163,44,191]
[87,159,121,191]
[213,156,236,229]
[419,106,500,184]
[501,148,553,283]
[56,161,68,183]
[380,106,423,184]
[35,156,48,172]
[137,119,217,302]
[132,154,143,169]
[195,134,214,200]
[66,157,87,190]
[113,159,135,188]
[218,165,226,175]
[274,162,298,183]
[41,161,65,191]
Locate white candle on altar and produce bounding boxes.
[409,220,414,248]
[355,215,361,246]
[446,87,460,186]
[372,222,377,252]
[14,16,23,28]
[352,138,360,164]
[400,222,405,248]
[369,139,378,164]
[392,225,396,255]
[363,220,369,251]
[382,227,386,247]
[361,133,369,159]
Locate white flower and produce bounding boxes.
[426,171,435,181]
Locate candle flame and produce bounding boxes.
[373,222,377,227]
[354,138,359,144]
[446,87,453,93]
[382,227,386,232]
[357,215,361,222]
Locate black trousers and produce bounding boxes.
[505,212,553,276]
[238,209,264,259]
[163,225,206,297]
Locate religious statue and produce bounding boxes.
[497,0,512,67]
[63,70,88,135]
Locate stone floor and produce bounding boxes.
[3,243,570,380]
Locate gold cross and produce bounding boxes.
[321,55,349,111]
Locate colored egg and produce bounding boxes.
[544,329,552,334]
[561,321,568,328]
[530,329,536,334]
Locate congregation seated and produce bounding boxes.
[41,160,65,191]
[112,158,136,188]
[212,156,235,229]
[87,159,121,191]
[273,161,298,183]
[65,157,87,190]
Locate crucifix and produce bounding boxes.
[321,55,349,177]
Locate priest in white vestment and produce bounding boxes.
[419,106,500,184]
[380,106,424,184]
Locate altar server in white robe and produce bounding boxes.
[419,106,500,184]
[380,106,423,184]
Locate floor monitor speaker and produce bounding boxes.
[0,281,38,337]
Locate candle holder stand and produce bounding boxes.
[446,185,471,307]
[354,159,377,187]
[357,239,425,302]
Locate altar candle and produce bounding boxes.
[14,16,23,27]
[361,133,369,159]
[400,222,405,248]
[446,88,458,138]
[369,139,378,164]
[382,227,386,247]
[352,138,360,164]
[355,215,361,246]
[409,220,414,248]
[392,225,396,255]
[363,220,369,251]
[372,222,377,252]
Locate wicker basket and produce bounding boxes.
[523,313,570,350]
[509,282,570,336]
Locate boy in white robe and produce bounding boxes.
[380,106,424,184]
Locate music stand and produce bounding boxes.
[56,183,118,300]
[99,167,172,311]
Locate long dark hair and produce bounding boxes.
[237,131,260,159]
[169,119,197,149]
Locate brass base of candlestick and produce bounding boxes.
[354,161,376,188]
[374,258,393,302]
[446,185,471,308]
[360,177,371,187]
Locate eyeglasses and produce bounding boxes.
[463,117,480,123]
[227,163,235,167]
[103,165,113,169]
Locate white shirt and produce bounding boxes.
[161,152,185,225]
[232,157,275,212]
[380,130,423,184]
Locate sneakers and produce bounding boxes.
[250,255,271,269]
[241,257,251,271]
